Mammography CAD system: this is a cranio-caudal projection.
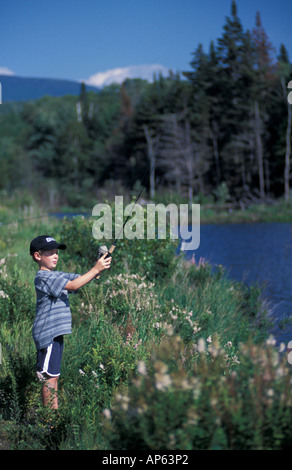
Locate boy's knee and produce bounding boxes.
[46,376,59,387]
[37,371,59,386]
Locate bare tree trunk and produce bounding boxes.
[76,102,82,123]
[280,77,292,202]
[210,120,221,186]
[284,102,291,201]
[254,100,265,198]
[160,113,210,203]
[185,120,194,206]
[143,125,159,199]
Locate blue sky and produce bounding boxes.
[1,0,292,86]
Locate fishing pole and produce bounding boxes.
[96,160,155,277]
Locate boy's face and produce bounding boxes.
[34,248,59,271]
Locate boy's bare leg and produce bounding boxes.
[42,376,59,409]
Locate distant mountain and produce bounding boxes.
[0,75,100,102]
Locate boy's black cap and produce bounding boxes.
[30,235,66,254]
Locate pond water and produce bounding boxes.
[51,213,292,346]
[183,222,292,346]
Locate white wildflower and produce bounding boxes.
[103,408,111,419]
[197,338,206,353]
[116,393,130,411]
[193,323,201,334]
[164,324,174,336]
[154,361,168,374]
[137,360,147,376]
[266,335,276,346]
[278,342,285,353]
[154,372,172,391]
[208,342,220,358]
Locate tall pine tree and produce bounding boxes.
[215,0,251,196]
[251,11,277,198]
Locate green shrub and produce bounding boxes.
[0,211,288,450]
[102,335,292,450]
[56,215,178,282]
[0,262,35,324]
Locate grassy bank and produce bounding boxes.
[200,199,292,224]
[0,212,291,450]
[0,191,292,228]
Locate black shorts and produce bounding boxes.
[36,335,64,379]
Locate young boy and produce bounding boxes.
[30,235,111,409]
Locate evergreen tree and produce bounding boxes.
[251,11,277,198]
[216,0,248,194]
[184,42,221,192]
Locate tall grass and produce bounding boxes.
[0,214,291,450]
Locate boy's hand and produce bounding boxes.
[64,253,112,291]
[95,253,112,273]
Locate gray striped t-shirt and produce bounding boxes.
[32,270,80,350]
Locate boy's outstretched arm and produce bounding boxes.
[64,253,112,291]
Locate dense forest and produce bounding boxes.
[0,0,291,208]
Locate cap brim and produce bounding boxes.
[57,244,66,250]
[38,242,67,251]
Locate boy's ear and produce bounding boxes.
[33,252,41,262]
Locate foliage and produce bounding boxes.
[0,2,291,205]
[103,335,292,450]
[0,213,291,450]
[55,214,178,282]
[0,261,35,324]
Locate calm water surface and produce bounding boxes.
[51,213,292,345]
[183,223,292,345]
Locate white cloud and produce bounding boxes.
[83,64,169,88]
[0,67,15,76]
